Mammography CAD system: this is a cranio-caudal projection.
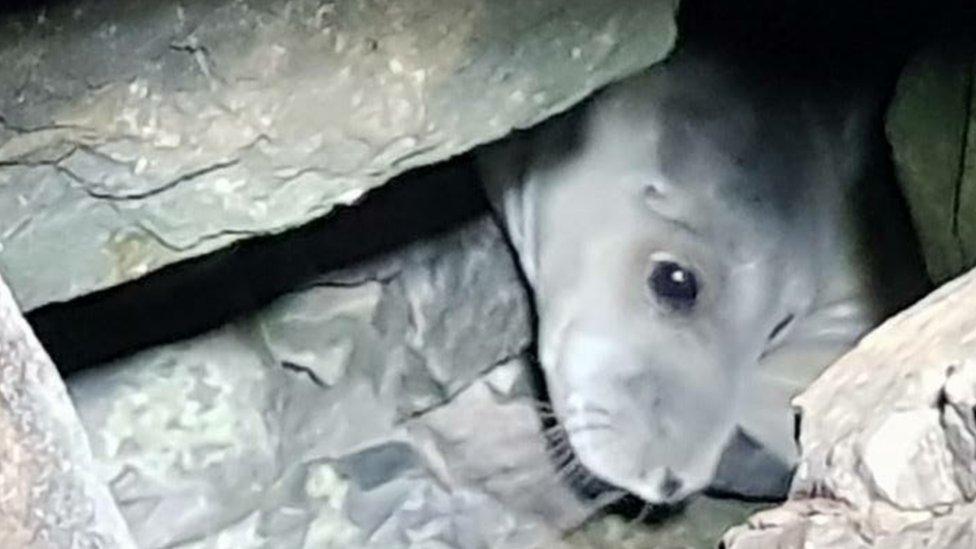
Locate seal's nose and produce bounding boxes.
[639,466,684,502]
[659,468,683,499]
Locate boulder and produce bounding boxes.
[0,0,677,310]
[0,272,134,548]
[723,267,976,548]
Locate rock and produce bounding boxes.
[723,267,976,548]
[67,211,766,548]
[886,39,976,284]
[0,271,135,547]
[724,498,976,549]
[0,0,678,310]
[67,215,558,548]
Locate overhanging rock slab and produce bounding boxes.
[0,0,678,310]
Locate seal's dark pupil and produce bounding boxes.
[650,261,698,310]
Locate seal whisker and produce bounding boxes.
[543,429,568,442]
[544,431,569,444]
[544,437,568,448]
[555,455,611,496]
[632,501,653,525]
[554,453,583,477]
[545,443,572,459]
[558,461,586,482]
[545,446,571,461]
[542,424,570,439]
[566,423,614,436]
[580,404,612,417]
[548,444,576,465]
[593,488,629,507]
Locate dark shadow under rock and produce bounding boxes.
[29,157,490,375]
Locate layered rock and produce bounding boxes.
[67,217,573,548]
[0,0,677,311]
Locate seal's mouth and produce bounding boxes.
[538,406,623,500]
[539,331,737,506]
[542,425,696,507]
[539,396,711,506]
[539,411,694,522]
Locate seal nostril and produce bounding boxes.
[659,468,682,499]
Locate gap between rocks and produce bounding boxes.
[27,154,492,375]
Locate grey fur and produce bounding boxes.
[479,47,924,504]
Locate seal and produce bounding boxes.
[478,46,925,504]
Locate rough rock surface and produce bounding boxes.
[66,217,571,547]
[0,0,677,311]
[887,39,976,284]
[68,215,759,548]
[0,272,135,547]
[723,266,976,548]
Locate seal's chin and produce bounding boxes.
[549,334,737,505]
[566,429,717,505]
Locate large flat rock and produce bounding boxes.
[0,0,677,310]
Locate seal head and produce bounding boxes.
[479,51,901,504]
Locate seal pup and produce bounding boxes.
[478,47,925,504]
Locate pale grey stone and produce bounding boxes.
[0,0,678,310]
[0,272,135,547]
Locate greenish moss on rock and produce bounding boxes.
[886,40,976,284]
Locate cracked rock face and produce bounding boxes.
[66,217,570,548]
[723,266,976,548]
[0,0,677,311]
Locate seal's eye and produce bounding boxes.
[648,261,699,312]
